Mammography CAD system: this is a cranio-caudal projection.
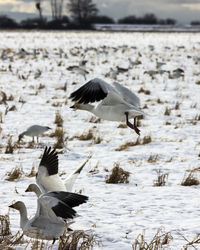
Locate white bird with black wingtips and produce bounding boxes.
[9,190,88,242]
[36,147,91,193]
[69,78,144,135]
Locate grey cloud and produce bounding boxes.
[94,0,200,23]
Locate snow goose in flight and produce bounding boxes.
[36,146,91,193]
[69,78,144,135]
[18,125,51,143]
[9,191,88,241]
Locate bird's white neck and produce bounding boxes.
[19,204,28,229]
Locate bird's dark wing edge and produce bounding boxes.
[39,146,58,176]
[69,79,108,104]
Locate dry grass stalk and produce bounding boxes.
[147,155,159,163]
[138,87,151,95]
[157,98,164,104]
[132,228,173,250]
[53,127,65,149]
[26,165,36,178]
[181,168,200,186]
[0,214,24,249]
[105,163,130,184]
[115,139,141,151]
[142,135,152,145]
[174,102,180,110]
[116,135,151,151]
[0,91,7,104]
[153,170,168,187]
[8,105,17,112]
[8,94,14,101]
[117,123,127,128]
[25,239,46,249]
[0,214,11,236]
[0,231,24,249]
[58,230,100,250]
[27,141,35,149]
[5,166,23,181]
[0,112,3,123]
[38,83,45,90]
[5,137,15,154]
[89,161,100,175]
[164,107,171,116]
[74,129,94,141]
[54,111,64,127]
[88,117,101,123]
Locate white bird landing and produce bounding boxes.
[18,125,51,143]
[9,191,88,241]
[70,78,144,135]
[36,147,91,193]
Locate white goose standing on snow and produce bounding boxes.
[69,78,144,135]
[36,147,91,193]
[18,125,51,143]
[9,191,88,242]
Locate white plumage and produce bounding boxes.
[18,125,51,143]
[36,147,91,193]
[70,78,144,135]
[9,190,88,241]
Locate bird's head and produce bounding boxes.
[45,126,51,130]
[18,134,23,142]
[9,201,23,211]
[25,184,35,193]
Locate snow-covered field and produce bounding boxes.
[0,31,200,249]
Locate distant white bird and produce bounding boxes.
[36,147,91,193]
[9,191,88,242]
[67,60,89,80]
[18,125,51,143]
[70,78,144,135]
[170,68,184,79]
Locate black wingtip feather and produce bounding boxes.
[52,203,76,219]
[39,146,58,176]
[50,191,88,208]
[69,79,107,104]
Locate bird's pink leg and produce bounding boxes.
[125,112,140,135]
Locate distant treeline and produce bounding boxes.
[0,13,199,30]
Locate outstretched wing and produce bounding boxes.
[38,146,58,176]
[36,191,88,220]
[113,81,140,107]
[69,78,115,104]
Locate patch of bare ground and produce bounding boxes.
[105,163,130,184]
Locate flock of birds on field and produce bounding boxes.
[8,75,145,243]
[2,42,197,245]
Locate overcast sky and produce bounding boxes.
[0,0,200,23]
